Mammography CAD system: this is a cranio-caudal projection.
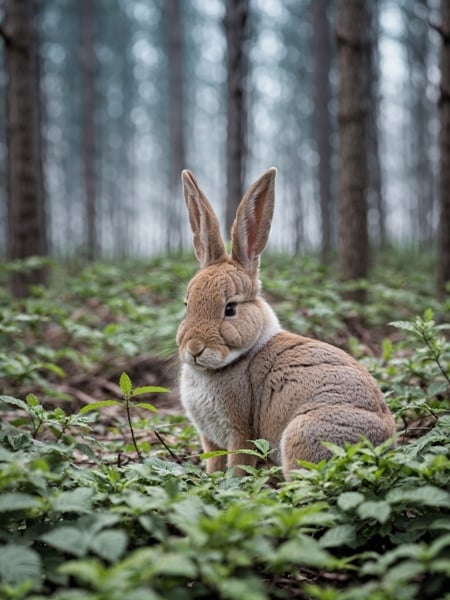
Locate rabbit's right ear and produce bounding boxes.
[181,170,227,268]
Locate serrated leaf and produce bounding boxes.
[134,402,158,413]
[51,488,94,513]
[119,372,132,396]
[337,492,365,511]
[0,544,42,587]
[389,320,418,333]
[78,400,121,415]
[40,526,90,557]
[90,529,128,561]
[275,536,333,568]
[26,394,39,407]
[0,395,29,412]
[0,493,40,512]
[133,386,169,397]
[357,501,391,524]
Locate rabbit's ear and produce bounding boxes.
[182,170,227,267]
[231,167,276,275]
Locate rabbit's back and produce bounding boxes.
[251,331,395,451]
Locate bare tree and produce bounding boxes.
[224,0,249,234]
[80,0,98,260]
[165,0,186,252]
[435,1,450,295]
[336,0,369,302]
[1,0,48,297]
[312,0,333,262]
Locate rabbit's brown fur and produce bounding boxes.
[177,168,396,478]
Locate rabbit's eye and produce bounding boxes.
[224,302,237,317]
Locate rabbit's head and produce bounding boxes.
[176,168,279,370]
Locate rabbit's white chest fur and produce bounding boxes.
[180,364,236,448]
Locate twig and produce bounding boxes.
[125,397,142,462]
[153,428,183,464]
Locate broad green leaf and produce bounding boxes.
[389,320,418,333]
[274,535,333,568]
[387,486,450,508]
[0,493,40,512]
[40,526,90,557]
[42,362,66,377]
[134,402,158,413]
[78,400,121,415]
[320,524,357,548]
[357,501,391,524]
[90,529,128,562]
[58,559,106,585]
[119,372,132,396]
[152,553,197,578]
[133,386,169,396]
[26,394,39,407]
[51,487,94,513]
[0,544,41,587]
[337,492,365,511]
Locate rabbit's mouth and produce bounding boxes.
[181,344,250,371]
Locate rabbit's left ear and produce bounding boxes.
[182,170,227,268]
[231,168,276,275]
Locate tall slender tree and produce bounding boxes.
[312,0,333,262]
[79,0,98,260]
[336,0,369,302]
[436,1,450,295]
[1,0,48,296]
[224,0,249,233]
[165,0,186,252]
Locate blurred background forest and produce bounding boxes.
[0,0,449,298]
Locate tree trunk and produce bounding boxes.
[436,1,450,296]
[365,1,385,245]
[165,0,186,252]
[224,0,249,234]
[336,0,369,302]
[80,0,97,260]
[312,0,333,263]
[1,0,48,297]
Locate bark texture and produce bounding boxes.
[312,0,333,262]
[337,0,369,302]
[436,1,450,295]
[224,0,249,234]
[80,0,97,260]
[165,0,186,251]
[2,0,48,297]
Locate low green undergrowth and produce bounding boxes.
[0,253,449,599]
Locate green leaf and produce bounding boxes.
[90,529,128,562]
[0,395,29,413]
[26,394,40,407]
[134,402,158,413]
[78,400,121,415]
[152,553,198,578]
[40,526,90,557]
[58,558,106,585]
[0,544,42,588]
[387,486,450,508]
[357,501,391,524]
[0,493,40,512]
[389,320,418,333]
[119,372,132,396]
[274,535,333,568]
[337,492,365,511]
[132,386,169,397]
[51,488,94,513]
[319,525,357,548]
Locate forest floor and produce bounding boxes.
[0,252,449,599]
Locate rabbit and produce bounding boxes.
[176,167,396,478]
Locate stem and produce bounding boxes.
[422,332,450,387]
[153,428,182,464]
[125,396,142,462]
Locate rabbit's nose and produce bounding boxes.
[186,339,206,359]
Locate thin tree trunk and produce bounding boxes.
[312,0,333,262]
[165,0,186,253]
[1,0,48,297]
[224,0,249,234]
[337,0,369,302]
[80,0,97,260]
[436,2,450,295]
